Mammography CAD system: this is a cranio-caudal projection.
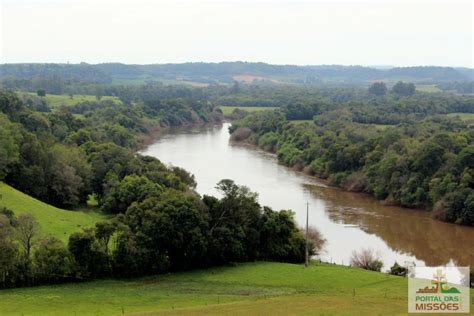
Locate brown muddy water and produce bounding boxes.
[141,123,474,269]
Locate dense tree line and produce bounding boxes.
[231,106,474,225]
[437,81,474,94]
[276,85,474,125]
[0,64,112,84]
[1,63,470,87]
[0,89,223,207]
[216,84,473,124]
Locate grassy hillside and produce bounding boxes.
[0,182,106,242]
[0,261,456,316]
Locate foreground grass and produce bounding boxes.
[0,261,438,316]
[22,92,121,108]
[0,182,106,243]
[220,106,278,116]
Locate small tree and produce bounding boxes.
[390,262,408,276]
[34,237,73,284]
[95,221,116,254]
[15,214,40,259]
[301,226,326,256]
[0,215,19,287]
[350,248,383,271]
[392,81,416,96]
[37,89,46,97]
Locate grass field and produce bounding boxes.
[447,112,474,121]
[289,119,313,125]
[23,92,121,108]
[357,123,394,130]
[111,78,148,86]
[220,106,278,116]
[0,182,106,243]
[415,84,442,93]
[0,261,429,316]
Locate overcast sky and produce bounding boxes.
[1,0,473,67]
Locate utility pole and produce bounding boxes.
[305,201,309,267]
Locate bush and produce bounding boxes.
[341,172,368,192]
[258,132,279,152]
[350,248,383,271]
[229,127,252,142]
[34,237,73,284]
[389,262,407,276]
[301,226,326,255]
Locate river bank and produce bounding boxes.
[229,126,468,226]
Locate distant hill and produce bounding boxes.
[455,67,474,80]
[0,62,471,86]
[0,63,112,84]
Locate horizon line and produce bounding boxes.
[0,61,472,69]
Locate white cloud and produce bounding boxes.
[1,0,473,66]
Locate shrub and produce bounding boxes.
[230,127,252,142]
[301,226,326,255]
[389,262,407,276]
[350,248,383,271]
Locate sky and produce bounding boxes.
[1,0,473,67]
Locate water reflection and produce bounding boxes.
[307,185,474,267]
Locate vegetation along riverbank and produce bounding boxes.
[229,82,474,226]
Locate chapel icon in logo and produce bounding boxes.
[416,269,461,294]
[408,266,470,313]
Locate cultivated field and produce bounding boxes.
[0,261,432,316]
[289,119,314,124]
[0,182,106,243]
[220,106,278,116]
[415,84,442,93]
[22,92,121,108]
[447,112,474,121]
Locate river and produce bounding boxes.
[141,123,474,269]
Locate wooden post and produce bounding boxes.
[305,201,309,267]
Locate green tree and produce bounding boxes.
[68,229,109,278]
[0,215,19,287]
[15,214,40,260]
[101,175,162,213]
[0,115,20,180]
[124,191,209,271]
[392,81,416,96]
[34,237,73,284]
[368,82,387,96]
[95,221,116,254]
